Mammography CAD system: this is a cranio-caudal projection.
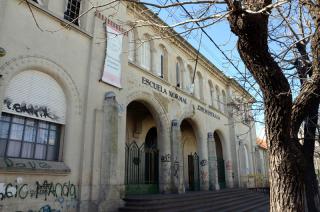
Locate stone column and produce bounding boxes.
[98,92,122,211]
[159,125,172,194]
[199,135,209,191]
[208,132,220,190]
[171,119,185,193]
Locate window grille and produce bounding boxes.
[64,0,81,26]
[0,113,61,161]
[176,62,180,87]
[159,54,164,78]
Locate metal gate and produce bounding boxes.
[125,141,159,194]
[217,157,226,189]
[188,152,200,191]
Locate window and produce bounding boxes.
[160,54,164,78]
[216,86,221,110]
[222,90,227,113]
[187,65,194,94]
[176,62,180,87]
[209,81,214,107]
[1,70,66,161]
[0,113,60,161]
[128,30,135,62]
[157,45,167,79]
[197,72,204,101]
[64,0,81,26]
[140,35,151,70]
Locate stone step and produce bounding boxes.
[124,188,246,202]
[124,190,258,207]
[168,193,267,212]
[119,189,269,212]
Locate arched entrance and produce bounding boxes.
[181,119,200,191]
[239,144,250,187]
[214,132,226,189]
[125,101,159,195]
[144,127,159,185]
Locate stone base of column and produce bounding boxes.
[98,184,125,212]
[215,183,220,191]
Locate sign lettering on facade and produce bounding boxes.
[141,77,221,120]
[142,77,187,104]
[197,105,220,120]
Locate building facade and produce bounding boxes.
[0,0,266,211]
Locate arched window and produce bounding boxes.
[222,90,227,113]
[0,71,66,161]
[176,58,184,88]
[196,72,204,101]
[128,30,135,62]
[187,65,194,94]
[216,86,221,110]
[208,80,214,107]
[157,45,167,78]
[176,62,180,87]
[240,145,250,176]
[140,34,151,70]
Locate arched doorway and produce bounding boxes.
[239,144,250,187]
[181,119,200,191]
[125,101,159,195]
[214,132,226,189]
[144,127,159,185]
[240,145,250,175]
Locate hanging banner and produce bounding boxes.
[101,21,123,88]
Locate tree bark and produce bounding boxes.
[226,0,306,210]
[303,103,320,212]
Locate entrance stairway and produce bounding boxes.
[119,188,269,212]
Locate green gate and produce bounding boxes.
[217,157,226,189]
[188,152,200,191]
[125,141,159,195]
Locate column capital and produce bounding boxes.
[104,91,116,102]
[207,132,215,142]
[172,119,179,127]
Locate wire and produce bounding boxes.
[175,0,262,99]
[193,32,203,84]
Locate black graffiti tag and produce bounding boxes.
[3,98,58,121]
[200,159,208,166]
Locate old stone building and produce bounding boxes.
[0,0,266,211]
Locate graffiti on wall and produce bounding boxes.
[200,159,208,167]
[226,160,232,170]
[23,204,61,212]
[200,170,208,185]
[4,158,51,169]
[3,98,59,121]
[173,161,179,179]
[0,181,77,201]
[160,154,171,162]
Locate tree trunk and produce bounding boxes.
[227,1,306,210]
[303,103,320,211]
[264,97,305,212]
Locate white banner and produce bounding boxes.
[101,24,123,88]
